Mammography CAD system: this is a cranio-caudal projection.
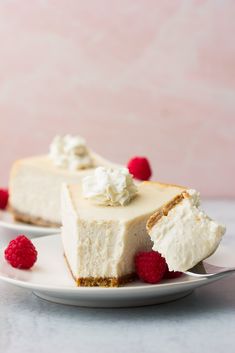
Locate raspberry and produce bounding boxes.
[4,235,37,269]
[0,188,9,210]
[127,157,152,181]
[135,251,167,284]
[164,264,182,279]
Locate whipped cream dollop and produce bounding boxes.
[82,167,138,206]
[148,189,226,272]
[49,135,93,171]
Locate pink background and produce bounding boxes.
[0,1,234,197]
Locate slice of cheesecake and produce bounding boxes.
[61,174,184,287]
[147,189,226,272]
[9,135,119,227]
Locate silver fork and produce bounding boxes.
[185,262,235,278]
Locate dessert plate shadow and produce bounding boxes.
[0,210,60,244]
[0,234,234,308]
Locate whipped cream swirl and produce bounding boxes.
[82,167,138,206]
[49,135,93,171]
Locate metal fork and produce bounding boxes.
[185,262,235,278]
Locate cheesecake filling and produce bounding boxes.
[148,190,226,272]
[82,167,138,206]
[61,183,154,281]
[49,135,93,170]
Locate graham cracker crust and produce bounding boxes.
[76,274,136,287]
[146,190,189,232]
[64,253,136,287]
[10,207,60,228]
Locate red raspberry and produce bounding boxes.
[127,157,152,181]
[4,235,37,269]
[135,251,166,284]
[164,264,182,279]
[0,188,9,210]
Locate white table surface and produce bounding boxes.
[0,200,235,353]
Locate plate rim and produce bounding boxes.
[0,210,60,233]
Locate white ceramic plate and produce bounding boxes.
[0,233,234,308]
[0,210,60,243]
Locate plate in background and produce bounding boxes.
[0,210,60,244]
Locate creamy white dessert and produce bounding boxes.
[61,169,185,287]
[147,189,226,272]
[9,135,119,227]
